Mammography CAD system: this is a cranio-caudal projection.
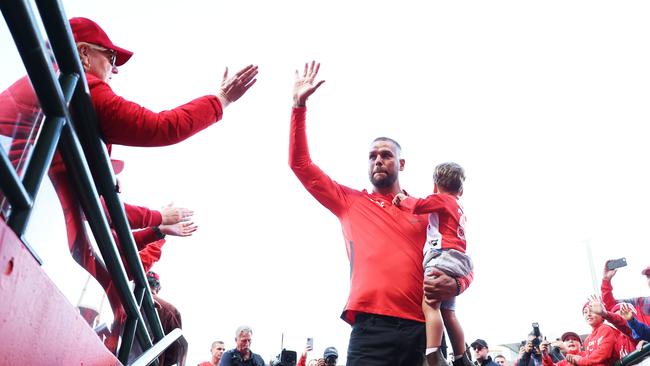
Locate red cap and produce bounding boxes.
[561,332,582,344]
[69,17,133,66]
[642,266,650,276]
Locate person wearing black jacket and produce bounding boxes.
[471,339,500,366]
[219,326,264,366]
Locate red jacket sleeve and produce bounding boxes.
[399,194,453,215]
[541,353,555,366]
[139,239,165,273]
[133,228,160,250]
[296,353,306,366]
[289,107,353,217]
[604,311,633,338]
[124,203,163,229]
[88,75,223,147]
[601,279,617,311]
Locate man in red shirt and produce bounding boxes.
[198,340,226,366]
[288,61,473,366]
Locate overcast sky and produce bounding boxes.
[2,1,650,364]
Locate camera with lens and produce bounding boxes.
[270,349,297,366]
[530,322,542,352]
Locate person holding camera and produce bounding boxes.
[516,328,545,366]
[219,326,264,366]
[316,347,338,366]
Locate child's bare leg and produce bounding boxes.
[423,297,443,349]
[442,308,466,356]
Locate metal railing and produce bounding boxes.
[0,0,185,364]
[619,342,650,366]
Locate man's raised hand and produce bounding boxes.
[293,61,325,107]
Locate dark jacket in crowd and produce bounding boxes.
[478,356,501,366]
[219,349,264,366]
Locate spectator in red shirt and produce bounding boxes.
[289,61,473,366]
[540,331,582,366]
[601,261,650,327]
[198,341,226,366]
[564,300,619,366]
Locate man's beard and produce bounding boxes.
[370,171,397,188]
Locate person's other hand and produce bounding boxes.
[551,341,567,353]
[423,267,456,304]
[392,193,406,206]
[159,222,197,237]
[637,340,647,352]
[161,202,193,225]
[219,64,259,105]
[539,341,550,354]
[293,61,325,107]
[619,303,635,320]
[524,341,533,354]
[603,260,618,281]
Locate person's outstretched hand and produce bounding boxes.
[219,64,259,105]
[588,294,605,316]
[161,203,193,225]
[619,303,635,320]
[293,61,325,107]
[159,222,198,237]
[603,260,618,281]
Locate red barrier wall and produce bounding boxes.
[0,219,120,366]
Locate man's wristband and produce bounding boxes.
[152,226,166,239]
[454,277,461,296]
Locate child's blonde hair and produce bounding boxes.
[433,162,465,194]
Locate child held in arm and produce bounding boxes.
[393,162,473,366]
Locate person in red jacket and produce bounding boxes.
[289,61,473,366]
[0,17,255,351]
[587,298,639,359]
[540,331,582,366]
[601,261,650,327]
[563,300,619,366]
